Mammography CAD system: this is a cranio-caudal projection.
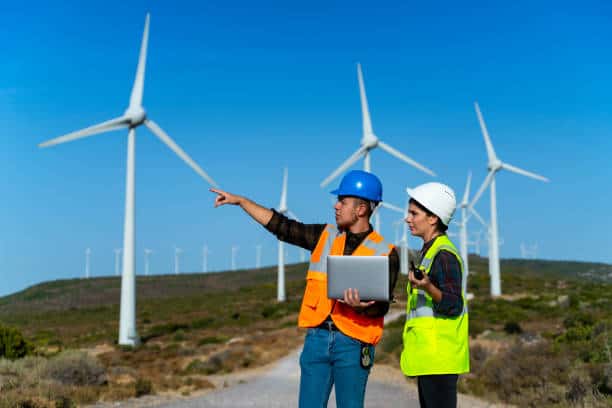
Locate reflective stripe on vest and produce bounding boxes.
[297,224,394,345]
[400,235,470,376]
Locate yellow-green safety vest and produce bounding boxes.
[400,235,470,376]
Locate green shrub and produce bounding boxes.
[43,351,107,386]
[135,378,153,397]
[0,325,32,359]
[503,321,523,335]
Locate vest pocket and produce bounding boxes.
[303,285,320,308]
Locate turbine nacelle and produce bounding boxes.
[124,106,146,127]
[487,159,503,172]
[361,133,378,149]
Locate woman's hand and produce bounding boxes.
[409,270,432,290]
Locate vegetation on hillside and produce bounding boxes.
[377,255,612,407]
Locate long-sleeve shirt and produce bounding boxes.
[418,236,463,317]
[265,210,400,317]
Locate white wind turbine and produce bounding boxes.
[38,14,217,346]
[255,244,262,269]
[455,171,487,285]
[469,102,549,297]
[231,245,239,271]
[144,249,153,276]
[202,245,209,273]
[85,248,91,279]
[174,247,183,275]
[320,63,436,231]
[114,248,122,276]
[277,167,299,302]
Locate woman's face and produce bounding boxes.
[405,202,436,239]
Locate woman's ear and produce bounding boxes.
[427,214,439,227]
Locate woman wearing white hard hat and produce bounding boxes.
[399,182,469,408]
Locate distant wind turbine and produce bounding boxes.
[277,167,299,302]
[85,248,91,279]
[231,245,239,271]
[38,14,217,346]
[174,247,183,275]
[114,248,122,276]
[202,245,209,273]
[469,102,549,296]
[144,249,152,276]
[320,63,436,231]
[255,244,262,269]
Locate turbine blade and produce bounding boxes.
[279,167,288,210]
[287,210,300,221]
[469,171,495,209]
[378,141,436,176]
[469,207,487,227]
[461,171,472,206]
[501,162,549,182]
[357,63,374,136]
[320,146,367,187]
[474,102,498,162]
[129,13,150,108]
[144,119,218,187]
[381,201,404,214]
[38,116,129,148]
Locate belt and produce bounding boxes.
[316,319,339,331]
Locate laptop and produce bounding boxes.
[327,255,390,302]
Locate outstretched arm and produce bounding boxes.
[210,188,274,226]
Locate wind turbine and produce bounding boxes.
[38,14,217,346]
[85,248,91,279]
[174,247,182,275]
[202,245,209,273]
[114,248,122,276]
[455,171,486,283]
[144,249,152,276]
[255,244,262,269]
[277,167,299,302]
[469,102,549,296]
[231,245,239,271]
[320,63,436,231]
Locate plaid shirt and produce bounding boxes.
[418,236,464,317]
[265,210,400,317]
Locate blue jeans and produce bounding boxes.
[299,327,376,408]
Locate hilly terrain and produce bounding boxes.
[0,255,610,407]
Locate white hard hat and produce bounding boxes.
[407,182,457,226]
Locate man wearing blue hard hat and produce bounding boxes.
[211,169,399,408]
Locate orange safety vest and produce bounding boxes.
[297,224,394,345]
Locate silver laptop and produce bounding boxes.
[327,255,390,302]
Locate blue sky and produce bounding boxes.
[1,1,611,296]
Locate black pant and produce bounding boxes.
[417,374,458,408]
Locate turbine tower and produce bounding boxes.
[38,14,218,346]
[144,248,152,276]
[114,248,122,276]
[231,245,239,271]
[174,247,182,275]
[85,248,91,279]
[469,102,549,296]
[320,63,436,231]
[255,244,262,269]
[202,245,209,273]
[277,167,299,302]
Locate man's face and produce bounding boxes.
[334,196,363,228]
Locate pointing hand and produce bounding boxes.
[210,188,242,207]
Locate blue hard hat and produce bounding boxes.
[331,170,383,202]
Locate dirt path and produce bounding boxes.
[91,311,501,407]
